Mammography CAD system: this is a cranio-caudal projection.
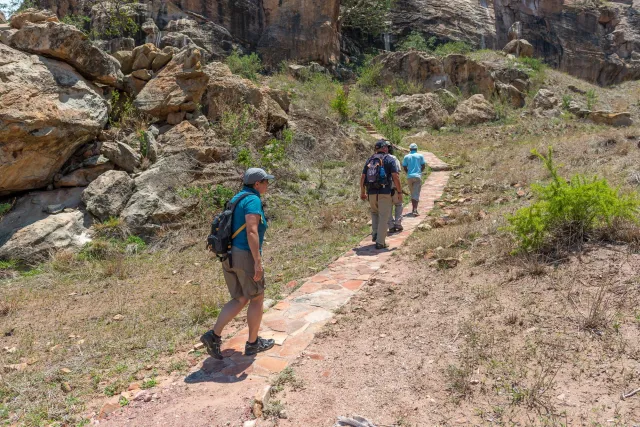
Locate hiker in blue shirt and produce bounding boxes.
[402,143,427,216]
[200,168,275,359]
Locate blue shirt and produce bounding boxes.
[362,153,399,195]
[230,186,268,252]
[402,151,426,179]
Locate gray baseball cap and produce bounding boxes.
[243,168,275,185]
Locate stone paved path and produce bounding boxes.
[99,151,450,426]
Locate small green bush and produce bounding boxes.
[237,148,253,168]
[433,41,472,57]
[586,89,598,110]
[397,31,433,52]
[179,184,235,212]
[373,103,405,146]
[517,57,545,73]
[219,105,259,147]
[330,88,351,122]
[561,94,572,110]
[261,128,294,171]
[357,62,382,90]
[508,147,640,252]
[0,202,11,217]
[226,50,263,81]
[125,235,146,251]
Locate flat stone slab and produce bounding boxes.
[291,288,354,311]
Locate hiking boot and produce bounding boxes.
[200,330,223,360]
[388,227,396,233]
[245,337,275,356]
[412,210,419,216]
[395,225,404,232]
[371,234,377,242]
[375,243,389,250]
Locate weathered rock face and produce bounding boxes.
[0,44,109,196]
[532,89,560,111]
[391,93,448,129]
[0,210,89,263]
[452,94,496,126]
[7,11,123,86]
[100,141,141,173]
[588,111,632,127]
[375,51,512,99]
[494,0,640,85]
[8,8,57,28]
[502,39,534,58]
[82,170,135,221]
[133,46,208,121]
[391,0,497,50]
[0,11,6,24]
[158,121,230,163]
[120,152,198,234]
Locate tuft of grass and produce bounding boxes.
[141,378,157,389]
[271,367,304,393]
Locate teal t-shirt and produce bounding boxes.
[402,152,426,179]
[230,186,268,252]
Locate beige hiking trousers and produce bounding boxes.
[368,193,392,245]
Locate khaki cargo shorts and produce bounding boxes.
[408,177,422,201]
[221,248,265,300]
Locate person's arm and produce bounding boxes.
[402,157,408,173]
[392,172,402,194]
[403,166,409,173]
[245,214,263,281]
[421,155,426,172]
[360,173,367,200]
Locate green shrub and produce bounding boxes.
[561,95,572,110]
[226,50,263,81]
[357,62,383,90]
[433,41,472,57]
[0,202,11,217]
[397,31,432,52]
[374,103,406,146]
[219,105,259,147]
[517,57,545,73]
[179,184,235,212]
[330,88,351,122]
[125,235,146,251]
[586,89,598,110]
[61,14,91,35]
[507,147,640,252]
[237,148,253,168]
[260,129,294,171]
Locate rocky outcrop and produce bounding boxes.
[157,121,230,163]
[100,141,141,173]
[588,111,632,127]
[120,152,198,234]
[8,8,57,28]
[82,171,135,221]
[452,94,496,126]
[0,11,6,24]
[0,44,109,196]
[390,0,497,50]
[502,39,533,58]
[0,210,89,263]
[494,0,640,85]
[133,46,208,122]
[391,93,448,129]
[374,51,526,101]
[7,10,123,86]
[55,161,113,188]
[532,89,560,111]
[204,62,289,132]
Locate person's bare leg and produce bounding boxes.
[213,296,248,336]
[247,293,265,343]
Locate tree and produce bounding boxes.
[339,0,395,36]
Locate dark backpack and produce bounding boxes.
[365,153,389,190]
[206,193,252,259]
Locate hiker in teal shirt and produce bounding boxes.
[230,186,268,252]
[402,143,427,215]
[200,168,275,360]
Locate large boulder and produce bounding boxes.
[100,141,141,173]
[496,82,526,108]
[0,44,109,196]
[157,121,231,163]
[532,89,560,111]
[588,111,632,127]
[8,8,58,29]
[0,210,89,263]
[7,11,123,86]
[502,39,534,58]
[55,162,113,188]
[120,153,199,234]
[452,94,496,126]
[133,46,209,121]
[391,93,448,129]
[443,55,495,99]
[82,170,135,221]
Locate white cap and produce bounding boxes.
[409,143,418,151]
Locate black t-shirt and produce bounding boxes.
[362,153,399,195]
